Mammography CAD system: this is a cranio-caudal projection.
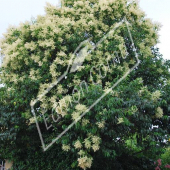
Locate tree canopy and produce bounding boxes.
[0,0,170,170]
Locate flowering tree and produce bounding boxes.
[0,0,170,169]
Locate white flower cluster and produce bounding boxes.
[78,156,93,170]
[74,140,82,149]
[155,107,163,119]
[72,104,87,122]
[96,120,105,129]
[82,135,101,152]
[62,144,70,152]
[151,90,161,101]
[91,135,101,152]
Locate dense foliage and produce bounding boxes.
[0,0,170,169]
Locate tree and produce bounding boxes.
[0,0,170,169]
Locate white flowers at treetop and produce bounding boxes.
[58,51,66,57]
[38,39,55,49]
[31,54,40,63]
[24,41,37,51]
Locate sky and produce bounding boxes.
[0,0,169,60]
